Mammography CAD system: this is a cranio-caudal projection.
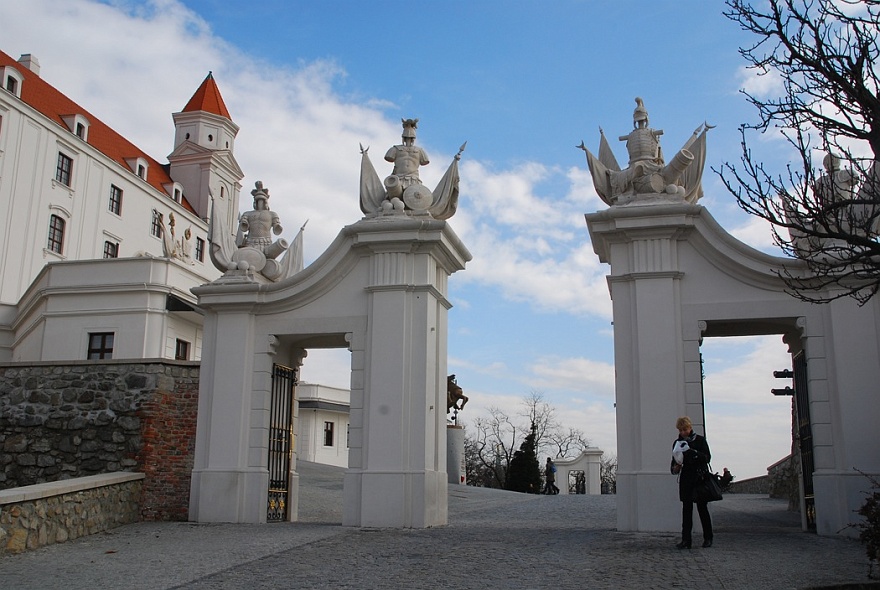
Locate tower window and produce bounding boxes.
[87,332,114,360]
[103,241,118,259]
[56,152,73,186]
[323,422,334,447]
[151,210,163,238]
[175,339,190,360]
[109,185,123,215]
[47,215,65,254]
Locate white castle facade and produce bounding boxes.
[0,50,242,363]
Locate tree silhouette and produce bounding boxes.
[718,0,880,303]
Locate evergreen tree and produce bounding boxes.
[505,424,542,494]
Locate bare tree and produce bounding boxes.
[464,392,595,488]
[468,407,522,488]
[717,0,880,303]
[546,426,592,459]
[600,454,618,495]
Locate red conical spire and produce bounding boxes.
[182,72,231,119]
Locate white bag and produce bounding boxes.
[672,440,690,465]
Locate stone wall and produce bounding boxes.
[0,361,199,520]
[728,475,770,494]
[768,454,800,511]
[0,473,143,555]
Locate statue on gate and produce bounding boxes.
[208,181,306,282]
[359,118,466,219]
[447,374,468,413]
[578,97,712,207]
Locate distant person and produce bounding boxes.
[720,467,733,491]
[544,457,560,495]
[670,416,714,549]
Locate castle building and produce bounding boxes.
[0,50,243,362]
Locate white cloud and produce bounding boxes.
[527,356,615,398]
[727,215,784,254]
[737,65,784,98]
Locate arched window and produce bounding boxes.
[47,214,65,254]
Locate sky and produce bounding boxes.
[1,0,807,480]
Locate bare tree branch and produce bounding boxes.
[718,0,880,304]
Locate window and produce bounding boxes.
[109,185,123,215]
[5,76,16,94]
[323,421,334,447]
[195,237,205,262]
[151,210,163,238]
[75,123,85,139]
[56,152,73,186]
[87,333,114,359]
[175,339,190,360]
[173,188,182,203]
[346,424,350,448]
[47,214,65,254]
[103,241,118,259]
[137,163,146,179]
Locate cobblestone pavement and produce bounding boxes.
[0,462,871,589]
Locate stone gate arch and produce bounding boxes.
[188,216,470,527]
[586,202,880,536]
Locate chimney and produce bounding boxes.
[17,54,40,76]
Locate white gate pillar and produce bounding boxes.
[587,205,702,532]
[343,219,469,527]
[188,297,268,523]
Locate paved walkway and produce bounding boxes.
[0,462,871,589]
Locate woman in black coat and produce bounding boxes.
[670,416,713,549]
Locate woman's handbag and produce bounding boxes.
[694,467,724,503]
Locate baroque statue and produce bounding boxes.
[158,211,194,265]
[359,118,465,219]
[579,97,711,206]
[447,374,468,413]
[208,181,305,282]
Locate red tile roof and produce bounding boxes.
[182,72,232,119]
[0,51,230,215]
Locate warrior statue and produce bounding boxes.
[208,181,306,282]
[360,118,465,219]
[579,97,711,206]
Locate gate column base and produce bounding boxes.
[342,469,447,528]
[189,468,268,523]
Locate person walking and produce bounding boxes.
[544,457,560,495]
[670,416,714,549]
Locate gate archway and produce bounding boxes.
[188,217,470,527]
[586,203,880,536]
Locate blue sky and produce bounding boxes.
[1,0,801,479]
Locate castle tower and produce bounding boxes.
[168,72,243,226]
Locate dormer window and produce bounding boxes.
[126,157,149,181]
[61,114,91,141]
[1,66,24,98]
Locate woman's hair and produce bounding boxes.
[676,416,692,430]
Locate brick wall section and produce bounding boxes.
[0,361,199,521]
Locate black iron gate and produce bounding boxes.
[792,350,817,531]
[267,363,297,522]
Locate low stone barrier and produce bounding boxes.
[0,472,144,555]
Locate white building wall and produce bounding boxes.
[0,52,237,363]
[296,383,350,468]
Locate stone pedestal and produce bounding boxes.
[447,425,466,485]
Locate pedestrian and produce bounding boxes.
[544,457,560,495]
[670,416,714,549]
